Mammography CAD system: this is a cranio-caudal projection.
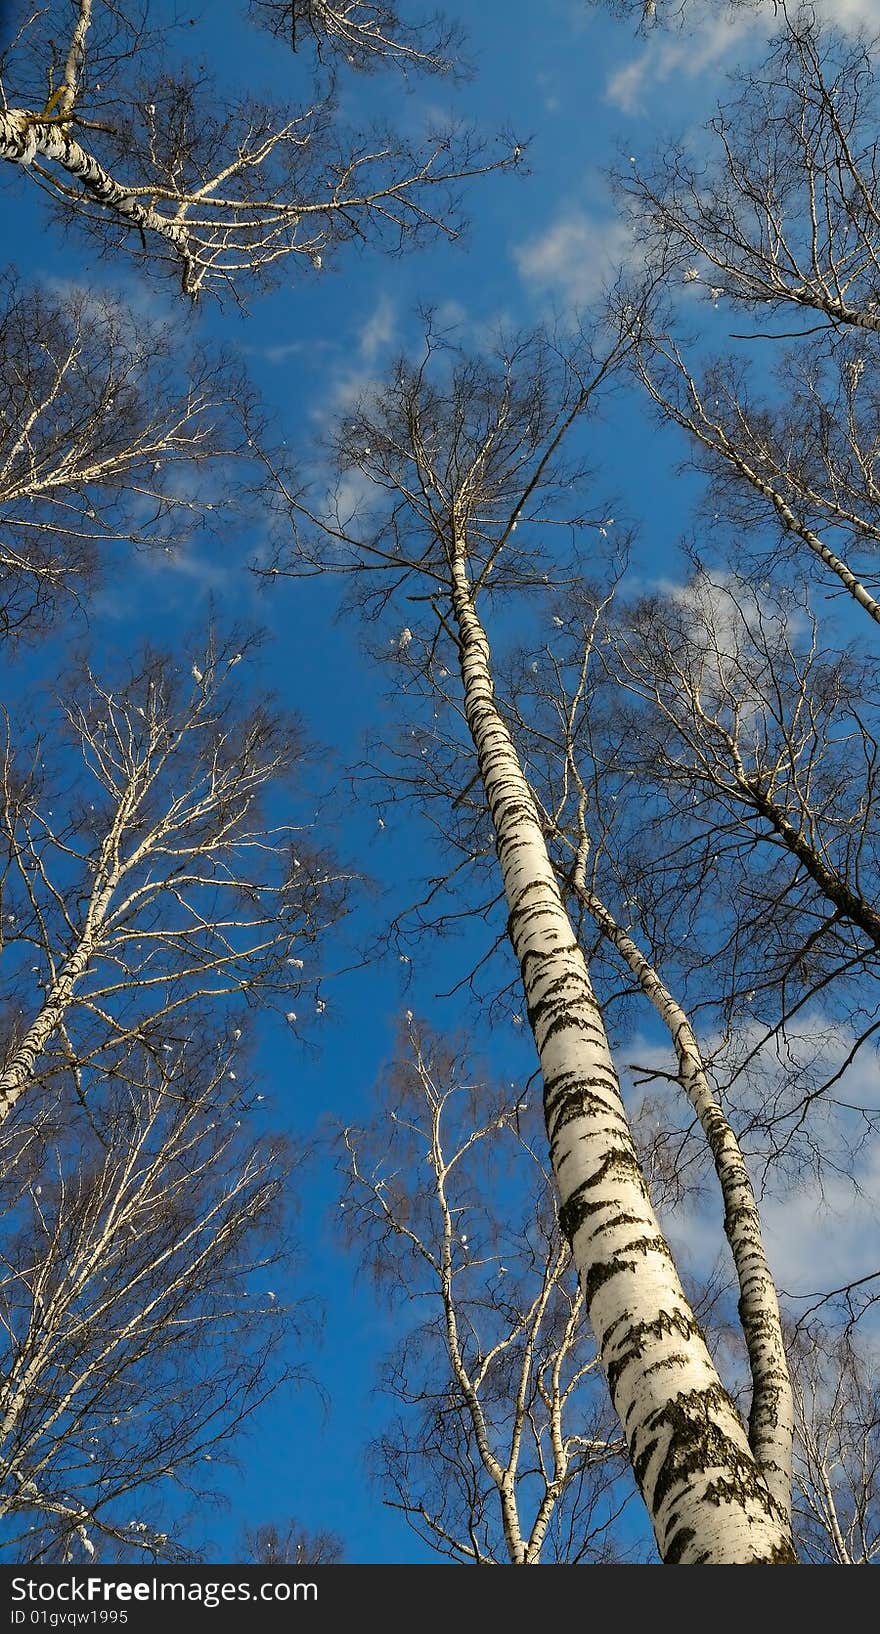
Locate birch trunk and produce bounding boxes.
[0,871,117,1125]
[448,529,796,1563]
[0,112,200,295]
[572,884,793,1521]
[0,765,139,1125]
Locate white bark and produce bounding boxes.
[0,105,506,300]
[55,0,93,120]
[0,111,201,294]
[0,820,128,1124]
[571,882,793,1521]
[448,526,796,1563]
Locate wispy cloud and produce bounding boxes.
[513,212,634,312]
[821,0,880,26]
[333,469,380,527]
[358,294,396,365]
[240,335,336,366]
[321,292,399,418]
[43,271,180,328]
[303,293,402,529]
[606,0,878,119]
[91,535,241,625]
[606,13,760,117]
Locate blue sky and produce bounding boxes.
[3,0,879,1566]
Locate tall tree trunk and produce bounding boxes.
[571,882,793,1521]
[447,527,796,1564]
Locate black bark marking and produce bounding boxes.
[663,1526,698,1565]
[558,1150,654,1245]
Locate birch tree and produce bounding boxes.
[619,11,880,622]
[0,275,253,642]
[241,1518,344,1564]
[609,574,880,1012]
[510,626,794,1489]
[0,0,515,298]
[248,1,464,73]
[580,7,880,1333]
[629,327,880,628]
[355,576,801,1526]
[623,11,880,336]
[346,571,880,1561]
[0,1034,294,1565]
[273,325,798,1562]
[460,565,880,1198]
[0,629,344,1128]
[342,1022,633,1563]
[588,0,772,26]
[790,1325,880,1564]
[345,584,880,1562]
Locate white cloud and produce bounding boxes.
[663,1148,880,1322]
[432,298,468,329]
[358,293,396,365]
[333,469,378,526]
[761,1146,880,1301]
[656,568,808,722]
[631,1010,880,1312]
[318,293,398,419]
[820,0,880,24]
[606,13,760,117]
[513,213,634,312]
[240,336,337,366]
[91,537,238,624]
[254,340,311,365]
[606,0,878,119]
[247,296,396,373]
[44,272,177,328]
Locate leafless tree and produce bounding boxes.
[0,627,346,1128]
[0,1,517,298]
[597,569,880,1150]
[561,5,880,1351]
[588,0,775,25]
[351,573,801,1527]
[344,569,880,1561]
[0,1033,296,1565]
[618,10,880,621]
[269,322,797,1562]
[518,641,793,1496]
[790,1324,880,1564]
[241,1516,344,1563]
[0,274,256,643]
[342,1023,634,1563]
[630,327,880,627]
[248,1,464,74]
[623,10,880,336]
